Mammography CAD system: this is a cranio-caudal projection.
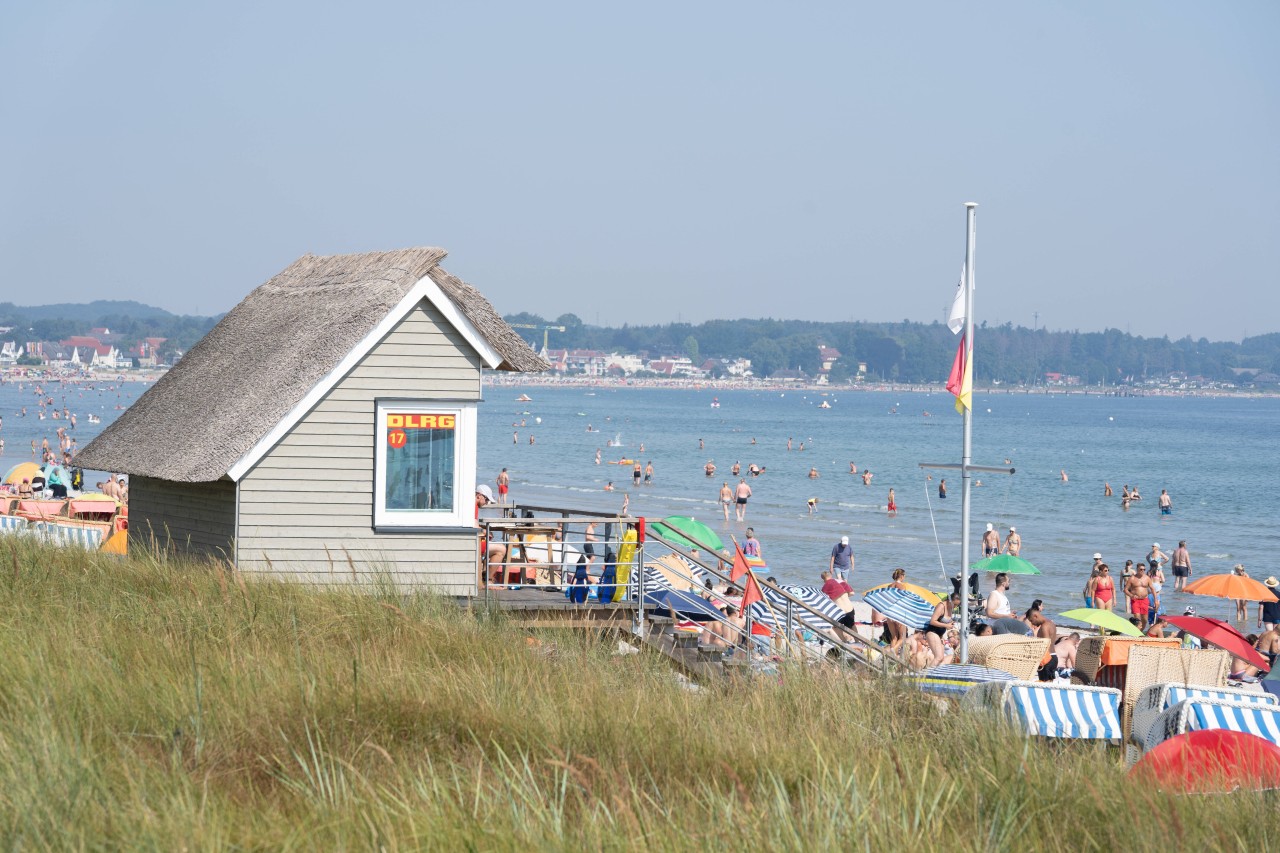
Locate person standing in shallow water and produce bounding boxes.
[1172,540,1192,592]
[938,479,947,499]
[982,523,1000,557]
[1002,527,1021,556]
[734,479,752,522]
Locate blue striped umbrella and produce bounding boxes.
[913,664,1016,696]
[748,585,846,634]
[864,587,935,630]
[777,585,847,620]
[643,589,723,621]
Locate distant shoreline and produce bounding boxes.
[485,375,1279,400]
[1,367,165,383]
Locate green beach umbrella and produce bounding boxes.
[649,516,724,552]
[1058,608,1144,638]
[971,554,1042,575]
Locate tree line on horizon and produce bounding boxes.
[504,312,1280,385]
[4,300,1277,385]
[0,304,219,360]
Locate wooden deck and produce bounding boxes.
[458,587,757,680]
[459,586,644,629]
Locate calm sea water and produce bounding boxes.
[478,385,1280,622]
[5,375,1275,623]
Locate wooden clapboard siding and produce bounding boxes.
[236,299,481,592]
[130,475,235,560]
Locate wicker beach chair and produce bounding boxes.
[1130,684,1277,750]
[1143,697,1280,753]
[966,635,1050,681]
[1121,646,1230,763]
[1072,636,1181,690]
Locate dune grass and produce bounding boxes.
[0,539,1277,850]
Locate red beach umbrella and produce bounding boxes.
[1130,730,1280,793]
[1164,616,1270,672]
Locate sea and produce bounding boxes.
[0,374,144,485]
[477,384,1279,623]
[3,374,1276,624]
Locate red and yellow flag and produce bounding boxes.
[946,332,972,414]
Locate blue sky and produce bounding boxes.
[3,1,1276,340]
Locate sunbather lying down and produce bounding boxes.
[1229,636,1266,682]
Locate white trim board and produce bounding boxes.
[226,275,501,482]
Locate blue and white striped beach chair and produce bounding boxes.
[969,681,1122,740]
[45,525,104,550]
[1007,683,1123,739]
[1131,684,1278,748]
[1144,698,1280,753]
[0,515,30,535]
[28,521,52,543]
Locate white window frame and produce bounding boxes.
[373,400,477,529]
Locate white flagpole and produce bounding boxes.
[959,202,977,663]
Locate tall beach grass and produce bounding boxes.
[0,539,1276,850]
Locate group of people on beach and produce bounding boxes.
[1,374,124,500]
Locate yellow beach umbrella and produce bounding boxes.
[864,580,944,604]
[3,462,41,485]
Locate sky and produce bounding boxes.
[2,1,1277,342]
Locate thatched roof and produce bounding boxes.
[76,248,547,482]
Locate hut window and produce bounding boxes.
[373,401,477,529]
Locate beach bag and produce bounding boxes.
[597,549,617,603]
[569,555,589,604]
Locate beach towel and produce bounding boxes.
[613,528,638,602]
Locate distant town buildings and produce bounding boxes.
[0,329,171,371]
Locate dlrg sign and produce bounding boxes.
[387,414,455,430]
[387,413,455,448]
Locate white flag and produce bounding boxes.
[947,262,967,335]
